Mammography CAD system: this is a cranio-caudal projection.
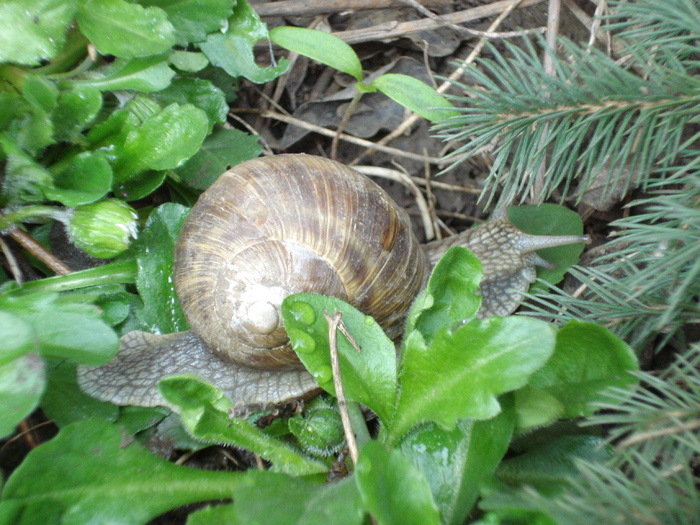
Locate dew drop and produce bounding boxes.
[288,300,316,325]
[289,329,316,354]
[314,365,333,384]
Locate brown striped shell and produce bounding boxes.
[173,154,428,370]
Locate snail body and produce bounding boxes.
[78,154,589,411]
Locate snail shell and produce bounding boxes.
[78,154,589,412]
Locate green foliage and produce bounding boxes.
[270,26,458,122]
[0,418,244,524]
[0,0,282,439]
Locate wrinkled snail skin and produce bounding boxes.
[77,154,590,413]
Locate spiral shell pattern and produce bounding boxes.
[174,154,428,369]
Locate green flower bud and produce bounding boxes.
[68,199,138,258]
[289,407,345,457]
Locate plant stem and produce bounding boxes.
[0,205,65,231]
[8,259,138,296]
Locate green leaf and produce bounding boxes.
[0,294,119,365]
[507,204,587,286]
[141,0,234,45]
[175,127,262,190]
[52,86,103,142]
[151,77,228,129]
[528,320,639,417]
[282,293,397,424]
[404,246,482,345]
[159,375,328,476]
[228,470,327,524]
[0,418,244,523]
[0,138,53,203]
[0,0,79,65]
[371,74,459,122]
[45,151,112,207]
[399,401,515,525]
[66,57,175,92]
[389,316,556,443]
[0,354,45,439]
[77,0,176,58]
[41,360,119,428]
[134,203,189,334]
[114,103,209,182]
[114,169,167,201]
[0,311,36,366]
[356,441,440,525]
[269,26,363,82]
[199,0,289,83]
[168,50,210,72]
[298,476,365,525]
[23,75,59,113]
[512,385,564,432]
[495,435,612,493]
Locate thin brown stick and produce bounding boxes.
[324,309,360,465]
[531,0,561,203]
[232,108,444,165]
[350,0,527,167]
[255,0,452,17]
[332,0,545,45]
[331,91,363,160]
[7,227,72,275]
[0,237,23,284]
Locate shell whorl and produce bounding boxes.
[174,154,428,370]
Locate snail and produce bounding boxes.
[77,154,589,412]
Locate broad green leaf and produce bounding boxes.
[52,86,103,142]
[0,311,36,366]
[115,103,208,181]
[356,441,440,525]
[114,169,168,201]
[0,294,119,365]
[0,418,244,524]
[404,246,482,345]
[270,26,363,81]
[85,109,138,152]
[175,127,262,189]
[0,0,79,65]
[528,320,639,417]
[389,316,556,443]
[495,435,612,493]
[168,50,210,72]
[77,0,176,58]
[298,476,365,525]
[0,354,45,439]
[66,57,175,92]
[187,504,237,524]
[282,293,397,424]
[399,400,515,525]
[159,375,328,476]
[507,204,587,286]
[22,75,59,113]
[151,77,228,129]
[0,138,53,203]
[3,103,55,157]
[134,203,189,334]
[141,0,234,45]
[371,74,459,122]
[46,151,112,207]
[226,470,327,524]
[41,361,119,428]
[199,0,289,83]
[513,385,564,432]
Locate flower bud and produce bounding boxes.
[288,407,345,457]
[68,199,138,258]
